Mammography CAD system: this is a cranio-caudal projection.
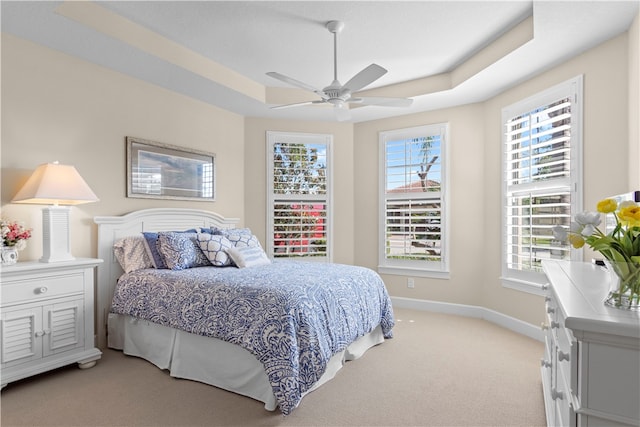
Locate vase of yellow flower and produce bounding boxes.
[553,198,640,310]
[1,219,32,266]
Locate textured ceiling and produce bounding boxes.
[2,1,638,122]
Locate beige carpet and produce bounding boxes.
[0,308,546,427]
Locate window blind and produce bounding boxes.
[267,132,331,260]
[380,124,447,273]
[504,96,574,274]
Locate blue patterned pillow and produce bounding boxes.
[226,245,271,268]
[197,233,234,266]
[157,232,211,270]
[142,229,199,269]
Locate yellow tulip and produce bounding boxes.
[597,198,617,214]
[617,206,640,227]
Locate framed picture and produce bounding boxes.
[126,136,215,201]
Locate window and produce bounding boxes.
[379,124,449,277]
[266,131,332,261]
[501,76,583,293]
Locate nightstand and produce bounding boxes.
[1,258,103,388]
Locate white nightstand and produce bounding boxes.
[1,258,103,388]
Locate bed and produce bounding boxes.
[94,208,394,415]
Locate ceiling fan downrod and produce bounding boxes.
[325,20,346,102]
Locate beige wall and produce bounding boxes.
[354,104,486,307]
[2,22,636,327]
[243,118,355,265]
[481,34,630,322]
[353,33,631,326]
[629,12,640,190]
[1,34,245,262]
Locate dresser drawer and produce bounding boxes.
[1,273,85,305]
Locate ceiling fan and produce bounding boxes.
[266,20,413,121]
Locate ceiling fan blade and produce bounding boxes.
[341,64,387,93]
[350,96,413,108]
[333,104,351,122]
[270,100,325,110]
[266,72,322,95]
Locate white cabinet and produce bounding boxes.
[542,260,640,427]
[1,259,102,387]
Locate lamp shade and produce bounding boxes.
[11,161,99,205]
[11,161,98,263]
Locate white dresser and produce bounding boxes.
[541,260,640,427]
[0,258,102,387]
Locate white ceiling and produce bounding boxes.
[2,1,638,123]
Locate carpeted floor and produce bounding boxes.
[0,308,546,427]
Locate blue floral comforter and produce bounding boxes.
[110,261,394,414]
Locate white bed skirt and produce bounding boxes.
[107,313,384,411]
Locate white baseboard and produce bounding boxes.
[391,296,544,342]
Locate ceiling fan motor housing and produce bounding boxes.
[326,20,344,34]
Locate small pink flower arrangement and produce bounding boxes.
[1,219,32,250]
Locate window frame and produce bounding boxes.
[266,131,333,262]
[378,123,450,278]
[500,75,583,295]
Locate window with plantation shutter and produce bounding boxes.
[267,132,331,261]
[501,76,583,292]
[379,124,449,277]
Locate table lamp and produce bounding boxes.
[11,161,99,263]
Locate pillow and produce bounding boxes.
[226,245,271,269]
[206,227,252,236]
[142,229,199,269]
[157,232,211,270]
[113,235,153,273]
[197,233,234,266]
[224,230,261,248]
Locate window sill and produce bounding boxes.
[378,266,450,279]
[500,276,547,296]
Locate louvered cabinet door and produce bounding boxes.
[1,305,43,367]
[42,298,84,356]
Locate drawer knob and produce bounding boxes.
[35,330,45,337]
[38,286,48,294]
[540,323,549,331]
[540,359,551,368]
[541,283,549,291]
[558,351,570,362]
[551,321,560,329]
[546,306,555,314]
[544,296,551,303]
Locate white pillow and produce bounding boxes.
[197,233,234,266]
[226,246,271,269]
[113,236,153,273]
[224,231,261,248]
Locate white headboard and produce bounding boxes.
[93,208,239,349]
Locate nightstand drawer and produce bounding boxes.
[1,272,84,305]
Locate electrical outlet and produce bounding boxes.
[407,278,415,288]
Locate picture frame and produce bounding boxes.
[126,136,215,201]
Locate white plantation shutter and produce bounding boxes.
[379,124,448,276]
[267,132,331,261]
[502,76,582,290]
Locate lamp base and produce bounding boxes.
[40,206,75,263]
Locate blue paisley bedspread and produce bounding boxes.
[110,260,394,414]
